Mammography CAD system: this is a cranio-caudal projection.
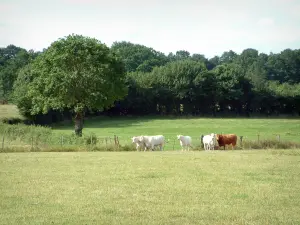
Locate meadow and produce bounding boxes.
[1,106,300,224]
[53,116,300,150]
[1,150,300,225]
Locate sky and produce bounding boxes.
[0,0,300,58]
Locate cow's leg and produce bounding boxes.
[231,144,235,150]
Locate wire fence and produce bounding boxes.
[1,133,300,152]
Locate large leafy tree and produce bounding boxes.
[14,34,127,136]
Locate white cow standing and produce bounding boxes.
[131,136,145,151]
[177,135,192,151]
[139,135,165,151]
[202,133,217,150]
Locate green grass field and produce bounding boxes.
[53,116,300,150]
[1,150,300,225]
[1,105,300,150]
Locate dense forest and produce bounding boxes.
[1,39,300,125]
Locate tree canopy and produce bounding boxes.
[12,34,127,135]
[0,36,299,128]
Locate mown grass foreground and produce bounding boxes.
[1,150,300,224]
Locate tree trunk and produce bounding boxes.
[74,112,84,137]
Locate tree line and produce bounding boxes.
[1,35,300,129]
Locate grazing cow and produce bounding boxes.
[139,135,165,151]
[216,134,237,150]
[177,135,192,151]
[202,133,217,150]
[131,136,145,151]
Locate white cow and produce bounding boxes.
[139,135,165,151]
[177,135,192,151]
[202,133,217,150]
[131,136,145,151]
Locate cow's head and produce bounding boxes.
[139,136,145,142]
[131,136,140,143]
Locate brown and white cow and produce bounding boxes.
[216,134,237,150]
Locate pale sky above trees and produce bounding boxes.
[1,0,299,58]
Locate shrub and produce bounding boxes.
[241,139,300,149]
[84,133,98,145]
[0,100,8,105]
[89,144,135,152]
[1,117,24,125]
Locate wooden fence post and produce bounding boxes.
[114,135,117,146]
[240,136,243,146]
[31,136,34,150]
[105,138,108,150]
[277,134,280,142]
[257,134,260,142]
[61,136,64,146]
[36,136,38,148]
[2,136,4,149]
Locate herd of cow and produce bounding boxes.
[131,133,238,151]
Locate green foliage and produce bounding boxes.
[24,34,127,114]
[12,34,128,134]
[266,49,300,83]
[11,64,36,117]
[241,139,300,149]
[2,38,300,118]
[84,133,98,145]
[111,41,168,72]
[0,45,37,100]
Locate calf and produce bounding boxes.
[177,135,192,151]
[216,134,237,150]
